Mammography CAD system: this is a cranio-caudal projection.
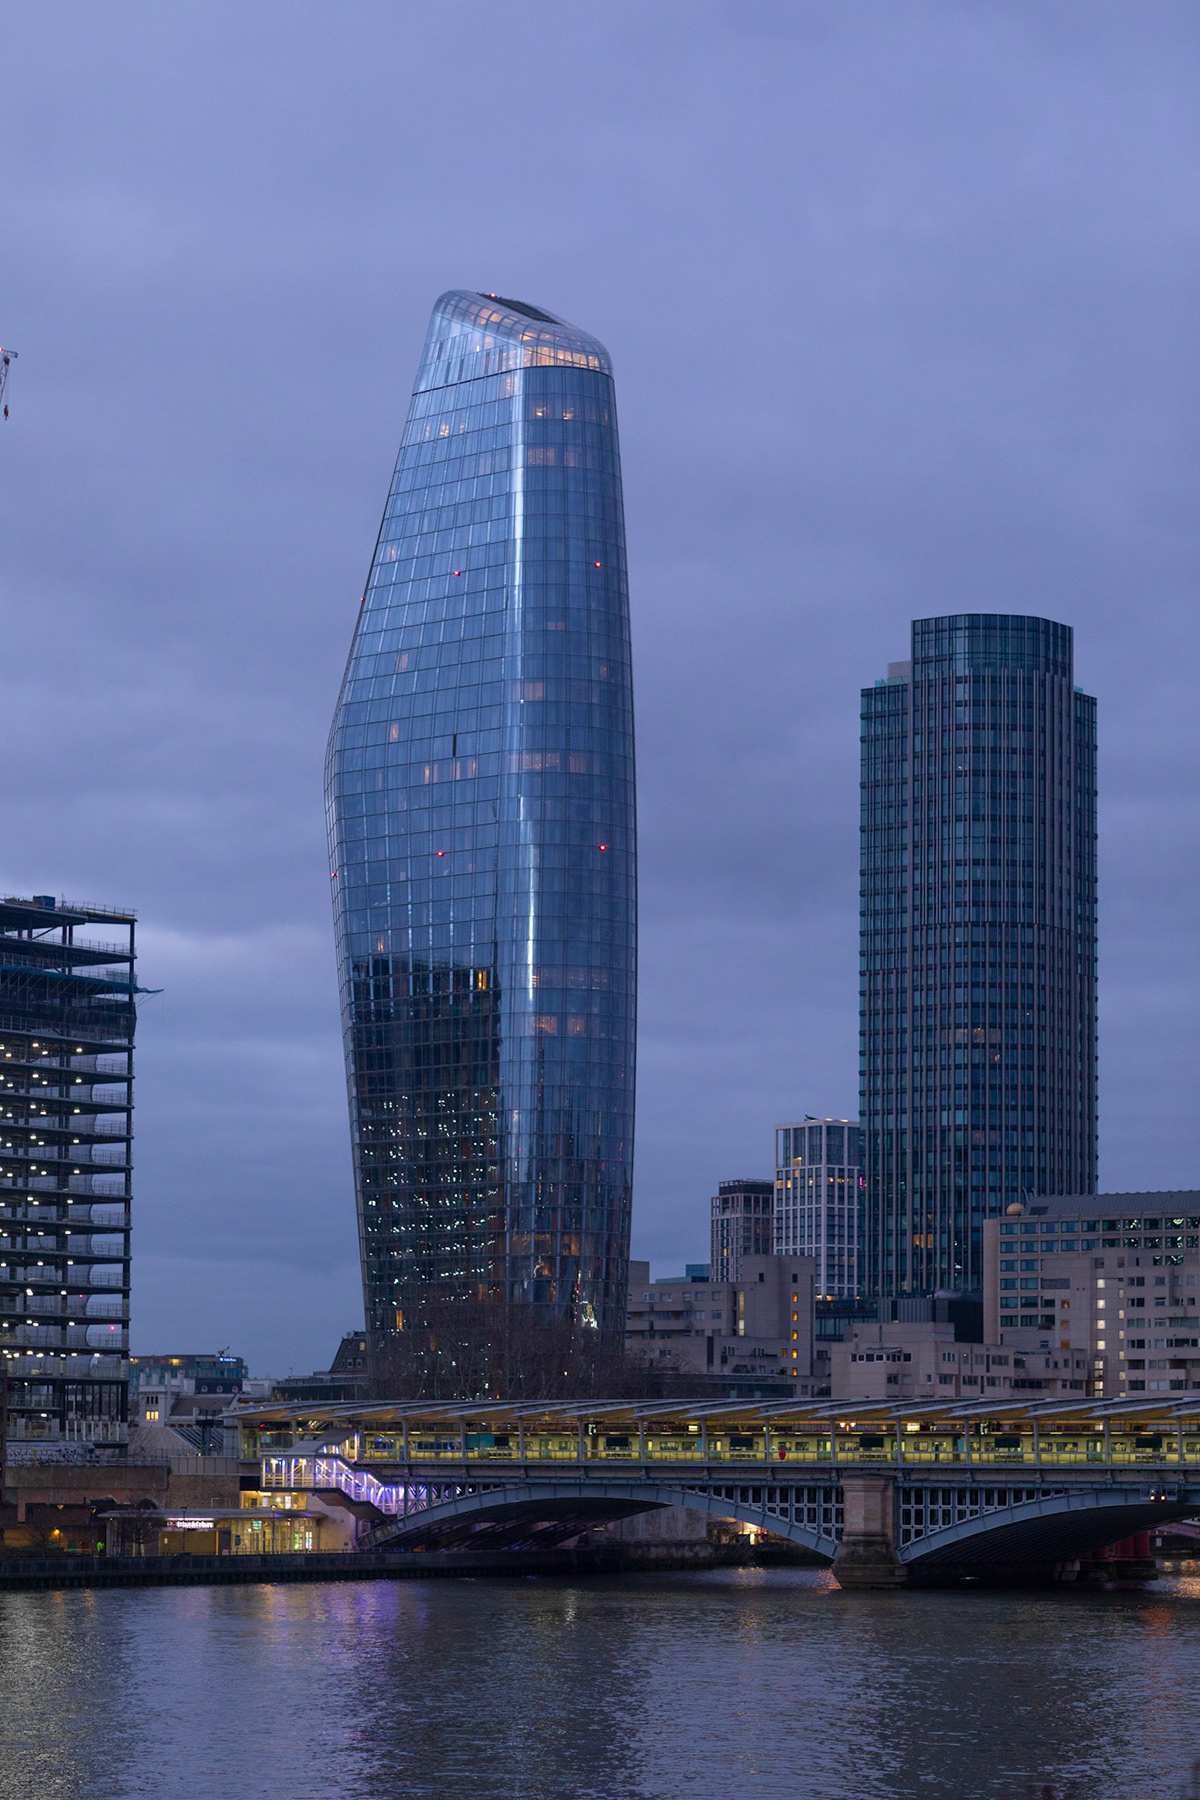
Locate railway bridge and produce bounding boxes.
[235,1395,1200,1586]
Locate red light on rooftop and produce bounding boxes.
[594,561,602,568]
[598,844,607,851]
[437,851,445,857]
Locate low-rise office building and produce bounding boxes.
[101,1493,354,1557]
[983,1191,1200,1398]
[830,1319,1015,1401]
[625,1255,818,1393]
[630,1192,1200,1403]
[271,1332,372,1405]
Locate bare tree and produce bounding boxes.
[21,1507,64,1557]
[106,1498,160,1558]
[367,1296,664,1402]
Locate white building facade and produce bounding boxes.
[774,1119,863,1299]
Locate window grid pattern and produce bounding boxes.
[774,1120,863,1298]
[326,292,636,1340]
[710,1178,775,1285]
[861,615,1098,1296]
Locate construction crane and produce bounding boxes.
[0,347,16,419]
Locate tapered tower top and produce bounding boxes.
[414,289,613,391]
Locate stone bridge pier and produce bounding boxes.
[830,1473,1187,1588]
[832,1475,905,1588]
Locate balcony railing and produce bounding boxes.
[1,1264,126,1284]
[0,1293,127,1318]
[0,1351,125,1377]
[0,1145,131,1169]
[0,1202,129,1227]
[0,1321,128,1348]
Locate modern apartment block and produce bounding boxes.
[710,1179,775,1285]
[625,1255,817,1393]
[773,1119,863,1298]
[326,292,637,1344]
[0,896,136,1448]
[860,615,1098,1296]
[982,1192,1200,1398]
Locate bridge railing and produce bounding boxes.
[260,1455,400,1511]
[260,1455,479,1518]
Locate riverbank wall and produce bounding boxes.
[0,1537,757,1592]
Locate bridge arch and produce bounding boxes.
[360,1477,841,1557]
[899,1482,1200,1569]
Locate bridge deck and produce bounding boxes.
[235,1393,1200,1473]
[236,1401,1200,1567]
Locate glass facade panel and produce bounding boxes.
[326,292,636,1342]
[860,614,1098,1294]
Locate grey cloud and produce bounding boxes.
[1,0,1196,1363]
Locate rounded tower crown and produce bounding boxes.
[413,290,613,391]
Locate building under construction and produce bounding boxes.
[0,896,137,1450]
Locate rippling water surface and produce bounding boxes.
[3,1569,1200,1799]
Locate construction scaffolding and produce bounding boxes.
[0,896,138,1449]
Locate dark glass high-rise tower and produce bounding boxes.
[860,615,1097,1296]
[326,292,636,1346]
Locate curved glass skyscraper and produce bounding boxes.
[326,292,636,1347]
[860,614,1098,1295]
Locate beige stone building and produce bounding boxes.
[982,1190,1200,1399]
[829,1319,1016,1401]
[625,1255,819,1393]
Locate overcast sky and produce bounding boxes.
[2,2,1197,1373]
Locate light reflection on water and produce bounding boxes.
[2,1569,1200,1800]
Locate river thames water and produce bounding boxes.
[2,1568,1200,1800]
